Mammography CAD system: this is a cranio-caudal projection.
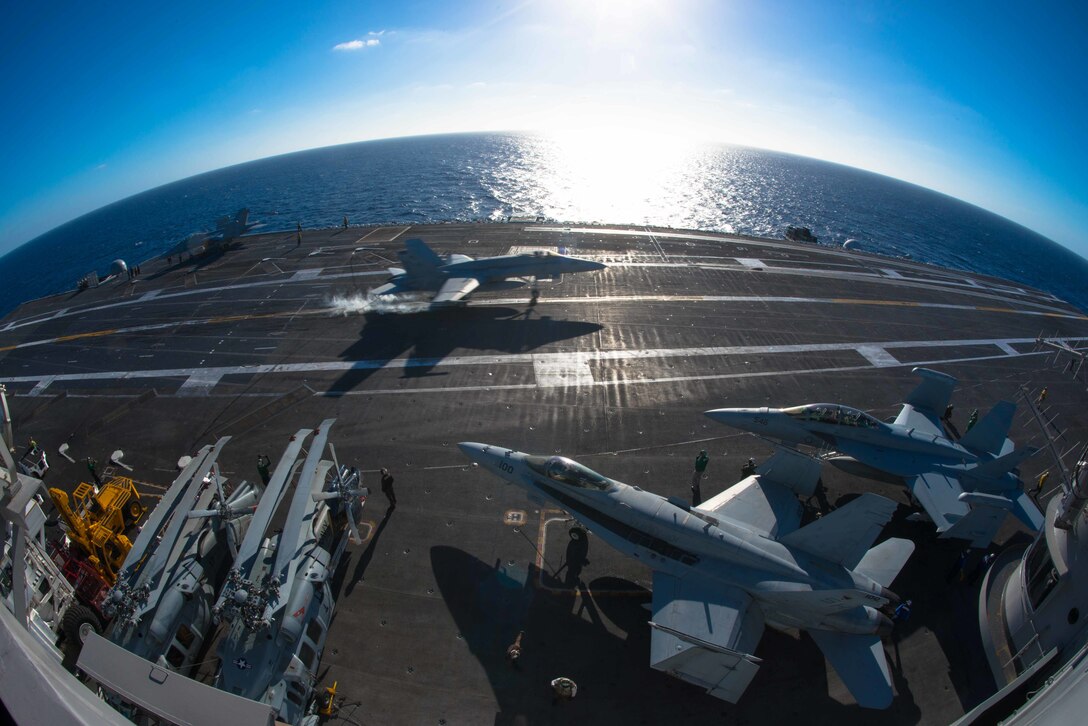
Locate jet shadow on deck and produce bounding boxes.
[327,307,603,395]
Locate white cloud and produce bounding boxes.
[332,38,380,52]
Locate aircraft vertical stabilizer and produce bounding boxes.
[958,401,1016,456]
[904,367,957,415]
[778,493,898,569]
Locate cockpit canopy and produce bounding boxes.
[526,455,614,491]
[781,404,883,429]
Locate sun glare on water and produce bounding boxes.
[520,127,709,226]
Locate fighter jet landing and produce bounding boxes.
[370,238,606,307]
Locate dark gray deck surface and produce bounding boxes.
[3,223,1088,725]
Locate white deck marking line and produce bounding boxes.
[882,269,904,279]
[141,289,162,301]
[4,336,1081,393]
[533,354,594,387]
[387,226,411,241]
[997,342,1019,356]
[856,345,900,367]
[737,258,765,269]
[177,370,224,396]
[290,269,323,281]
[5,298,1086,357]
[334,350,1056,396]
[27,377,56,396]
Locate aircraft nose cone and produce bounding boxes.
[457,442,492,466]
[704,408,742,424]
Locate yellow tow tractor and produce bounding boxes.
[48,477,145,585]
[46,477,146,651]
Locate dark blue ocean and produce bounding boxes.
[2,131,1086,316]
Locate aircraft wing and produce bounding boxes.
[906,470,969,533]
[432,276,480,304]
[649,571,765,703]
[695,476,804,539]
[807,629,894,709]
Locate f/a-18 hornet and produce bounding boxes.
[705,367,1043,548]
[163,208,260,259]
[370,238,606,305]
[460,442,914,709]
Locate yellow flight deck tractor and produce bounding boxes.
[48,477,145,585]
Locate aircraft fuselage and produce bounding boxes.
[705,406,977,476]
[459,443,893,636]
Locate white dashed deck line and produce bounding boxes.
[737,258,765,269]
[27,377,56,396]
[533,354,594,387]
[177,370,224,396]
[856,345,901,368]
[5,335,1079,397]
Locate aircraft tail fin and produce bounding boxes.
[778,493,898,569]
[904,367,956,417]
[397,238,447,286]
[853,538,914,588]
[958,401,1016,456]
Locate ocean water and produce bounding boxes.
[2,131,1085,316]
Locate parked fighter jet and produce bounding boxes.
[370,238,606,305]
[163,208,260,258]
[705,367,1043,548]
[460,442,913,709]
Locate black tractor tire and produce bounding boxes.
[125,499,144,525]
[61,603,103,648]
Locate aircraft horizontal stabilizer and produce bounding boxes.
[854,538,915,588]
[940,499,1008,548]
[778,493,898,569]
[958,401,1016,457]
[964,445,1039,484]
[904,367,956,417]
[1012,490,1045,533]
[755,446,822,498]
[807,629,894,709]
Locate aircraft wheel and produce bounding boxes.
[62,603,103,646]
[127,500,144,522]
[569,526,587,540]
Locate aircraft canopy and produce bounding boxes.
[527,456,614,491]
[782,404,883,429]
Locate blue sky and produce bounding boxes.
[2,0,1085,257]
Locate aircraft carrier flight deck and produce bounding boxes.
[2,222,1087,725]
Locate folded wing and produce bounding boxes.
[649,571,765,703]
